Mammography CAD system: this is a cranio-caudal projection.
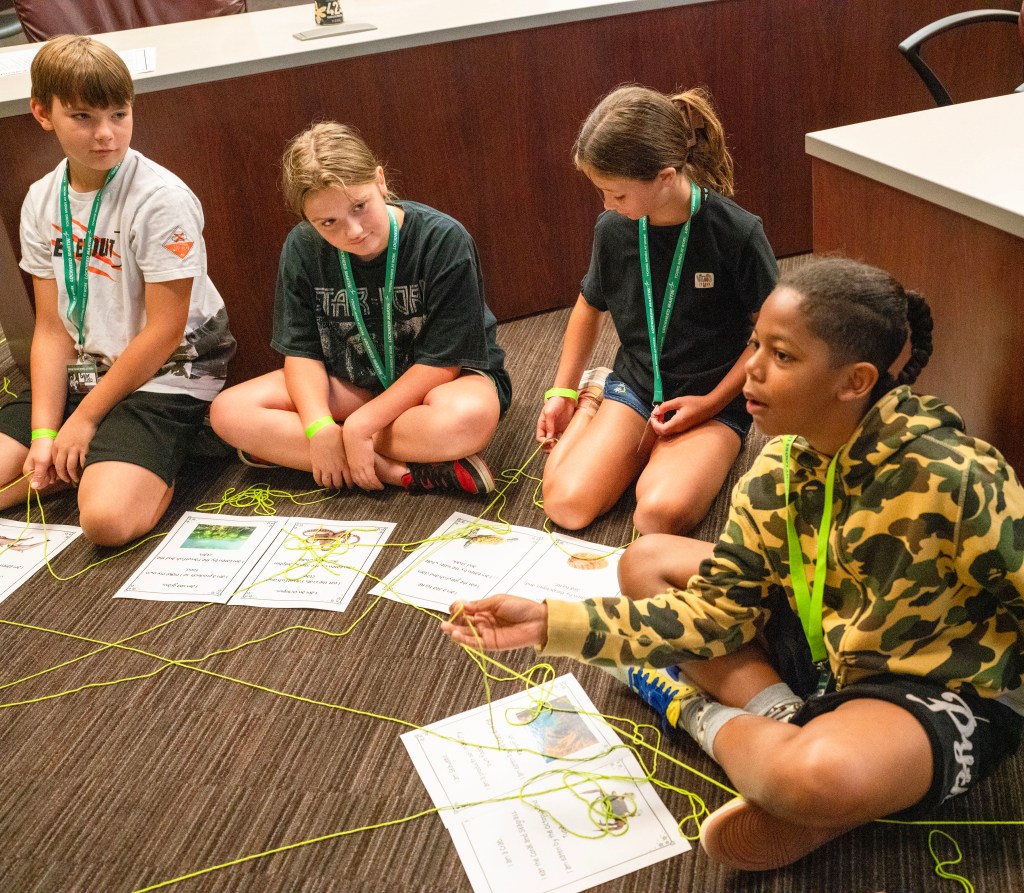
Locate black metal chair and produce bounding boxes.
[899,4,1024,106]
[12,0,247,43]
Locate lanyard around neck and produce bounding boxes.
[638,181,701,405]
[782,435,840,665]
[60,162,121,352]
[337,206,399,390]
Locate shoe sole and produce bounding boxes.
[699,797,852,871]
[461,453,495,494]
[237,448,277,469]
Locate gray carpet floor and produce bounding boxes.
[0,267,1021,892]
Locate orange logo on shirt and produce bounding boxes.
[163,226,194,259]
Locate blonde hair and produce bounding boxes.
[573,85,734,196]
[30,35,134,111]
[281,121,396,218]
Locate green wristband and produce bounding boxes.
[544,387,579,402]
[304,415,337,439]
[31,428,58,441]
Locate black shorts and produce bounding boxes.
[0,389,211,486]
[757,585,1023,817]
[789,674,1023,819]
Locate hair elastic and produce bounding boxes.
[544,388,579,402]
[304,416,337,439]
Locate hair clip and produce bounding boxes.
[686,109,706,149]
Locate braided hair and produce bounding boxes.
[779,258,934,404]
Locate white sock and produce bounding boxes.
[678,698,748,762]
[743,682,804,722]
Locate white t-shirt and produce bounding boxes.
[19,148,235,401]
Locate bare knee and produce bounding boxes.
[447,396,500,456]
[633,491,705,535]
[618,534,686,598]
[755,739,872,825]
[542,474,603,531]
[209,387,245,444]
[79,503,146,546]
[78,490,166,547]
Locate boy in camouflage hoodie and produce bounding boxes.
[443,258,1024,872]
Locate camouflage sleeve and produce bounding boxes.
[955,455,1024,630]
[542,500,775,668]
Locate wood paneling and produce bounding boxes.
[0,0,1019,383]
[812,159,1024,469]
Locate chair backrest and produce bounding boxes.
[899,5,1023,106]
[14,0,247,43]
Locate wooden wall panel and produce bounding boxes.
[812,160,1024,469]
[0,0,1019,383]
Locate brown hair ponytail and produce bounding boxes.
[668,88,734,195]
[573,84,734,195]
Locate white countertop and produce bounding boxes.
[806,92,1024,238]
[0,0,707,117]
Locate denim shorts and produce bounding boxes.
[603,373,750,438]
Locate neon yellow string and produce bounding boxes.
[928,829,974,892]
[0,376,17,400]
[0,442,1016,893]
[196,483,339,516]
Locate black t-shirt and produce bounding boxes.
[272,201,509,403]
[581,189,777,407]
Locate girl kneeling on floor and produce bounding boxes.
[537,85,777,534]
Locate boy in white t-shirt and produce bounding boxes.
[0,36,235,545]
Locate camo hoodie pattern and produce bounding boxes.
[543,387,1024,707]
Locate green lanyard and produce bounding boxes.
[337,206,399,390]
[782,434,840,672]
[60,162,121,354]
[638,181,701,405]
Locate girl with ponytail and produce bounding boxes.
[446,258,1024,874]
[537,85,778,535]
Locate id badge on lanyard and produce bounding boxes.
[60,162,120,392]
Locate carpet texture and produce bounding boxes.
[0,259,1020,893]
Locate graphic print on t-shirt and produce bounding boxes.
[315,282,425,388]
[50,220,121,282]
[161,224,195,259]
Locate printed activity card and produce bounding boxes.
[114,511,394,611]
[402,674,690,893]
[0,518,82,604]
[371,512,623,612]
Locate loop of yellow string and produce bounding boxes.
[928,829,974,893]
[0,440,1015,893]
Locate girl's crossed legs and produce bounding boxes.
[211,369,500,485]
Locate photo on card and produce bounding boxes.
[181,523,258,551]
[297,526,360,552]
[0,534,43,553]
[510,696,600,762]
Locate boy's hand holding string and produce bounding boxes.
[443,596,549,652]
